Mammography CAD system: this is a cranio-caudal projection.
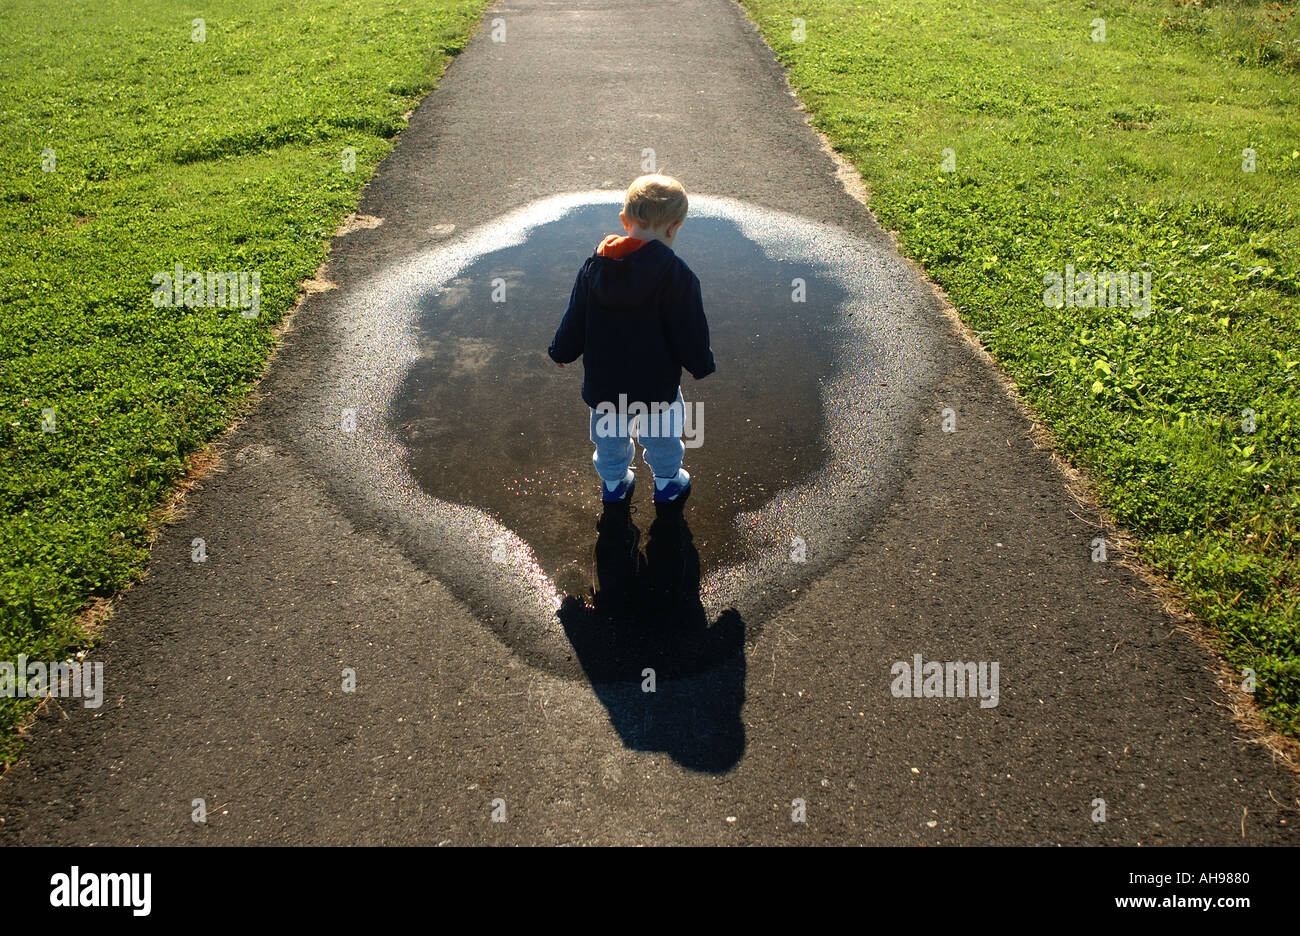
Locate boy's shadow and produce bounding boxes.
[558,497,747,774]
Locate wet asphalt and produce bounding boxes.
[0,0,1295,845]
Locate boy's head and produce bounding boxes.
[619,174,688,245]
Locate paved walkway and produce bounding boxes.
[1,0,1294,844]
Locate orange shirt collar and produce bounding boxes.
[596,234,648,258]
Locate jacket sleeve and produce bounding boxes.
[548,263,588,364]
[667,272,716,379]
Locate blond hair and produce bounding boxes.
[622,173,688,230]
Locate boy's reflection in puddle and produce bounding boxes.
[559,497,747,774]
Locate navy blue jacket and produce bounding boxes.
[548,236,716,408]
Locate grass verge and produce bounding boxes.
[0,0,489,763]
[738,0,1300,732]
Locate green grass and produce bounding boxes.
[0,0,488,762]
[740,0,1300,732]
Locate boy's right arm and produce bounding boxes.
[548,264,588,365]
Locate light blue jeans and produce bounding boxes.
[589,389,686,484]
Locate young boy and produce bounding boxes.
[548,174,715,505]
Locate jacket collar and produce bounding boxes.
[596,234,654,259]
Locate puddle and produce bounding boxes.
[291,192,936,678]
[390,204,844,596]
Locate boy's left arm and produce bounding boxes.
[669,273,716,379]
[548,264,588,365]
